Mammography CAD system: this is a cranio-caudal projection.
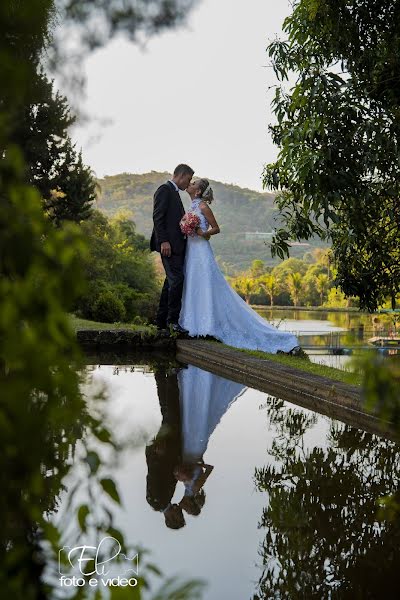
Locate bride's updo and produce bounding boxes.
[197,178,214,204]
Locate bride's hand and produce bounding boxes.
[197,228,210,240]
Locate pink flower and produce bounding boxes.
[180,212,201,236]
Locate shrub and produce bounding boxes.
[92,289,126,323]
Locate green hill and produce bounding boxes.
[96,171,326,273]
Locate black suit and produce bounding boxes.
[145,368,182,512]
[150,181,187,326]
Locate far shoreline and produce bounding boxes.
[252,305,366,313]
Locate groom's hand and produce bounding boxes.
[161,241,171,257]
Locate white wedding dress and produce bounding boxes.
[179,197,299,353]
[178,365,246,463]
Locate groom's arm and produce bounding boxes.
[153,185,170,245]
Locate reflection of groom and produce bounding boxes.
[150,164,194,333]
[145,368,185,529]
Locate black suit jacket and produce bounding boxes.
[145,369,182,511]
[150,181,186,255]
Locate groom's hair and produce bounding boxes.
[173,164,194,177]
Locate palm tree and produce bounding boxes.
[286,272,303,307]
[260,274,280,307]
[315,273,329,306]
[232,277,258,304]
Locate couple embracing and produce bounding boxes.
[150,164,299,354]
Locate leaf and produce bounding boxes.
[94,427,112,443]
[100,478,121,504]
[77,504,89,532]
[86,450,100,474]
[110,585,141,600]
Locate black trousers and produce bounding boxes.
[156,253,185,327]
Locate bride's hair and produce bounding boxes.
[197,178,214,204]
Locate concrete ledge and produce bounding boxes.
[76,329,175,350]
[176,339,395,441]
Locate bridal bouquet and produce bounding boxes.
[180,212,200,236]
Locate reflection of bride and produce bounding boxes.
[174,365,246,517]
[147,365,246,529]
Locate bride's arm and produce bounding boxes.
[192,464,214,494]
[197,201,220,240]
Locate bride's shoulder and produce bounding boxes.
[199,200,213,214]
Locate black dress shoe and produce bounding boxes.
[169,323,189,335]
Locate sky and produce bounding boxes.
[71,0,292,192]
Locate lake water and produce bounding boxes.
[255,308,400,369]
[54,357,400,599]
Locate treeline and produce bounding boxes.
[11,71,159,324]
[73,209,159,323]
[230,249,359,308]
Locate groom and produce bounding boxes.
[150,164,194,333]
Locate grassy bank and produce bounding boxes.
[219,343,363,387]
[69,314,363,386]
[68,314,155,333]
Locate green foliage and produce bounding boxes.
[286,272,303,307]
[74,210,159,322]
[54,0,199,55]
[223,344,361,386]
[46,145,97,225]
[0,1,202,598]
[259,274,280,307]
[0,155,89,598]
[231,276,260,303]
[264,0,400,311]
[250,259,267,278]
[8,66,96,225]
[315,273,329,305]
[92,289,127,323]
[231,249,342,307]
[325,286,350,309]
[355,353,400,425]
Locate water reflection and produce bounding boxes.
[146,365,246,529]
[253,397,400,599]
[48,356,400,599]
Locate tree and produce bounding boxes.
[0,1,200,597]
[110,209,149,252]
[73,210,159,321]
[259,274,280,307]
[272,257,307,281]
[302,262,329,306]
[263,0,400,311]
[232,276,259,304]
[325,286,350,309]
[286,272,303,307]
[9,69,97,225]
[250,259,266,279]
[315,273,329,306]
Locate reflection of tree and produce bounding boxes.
[253,400,400,599]
[0,373,89,598]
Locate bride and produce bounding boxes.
[179,178,299,354]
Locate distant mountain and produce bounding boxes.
[96,172,325,273]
